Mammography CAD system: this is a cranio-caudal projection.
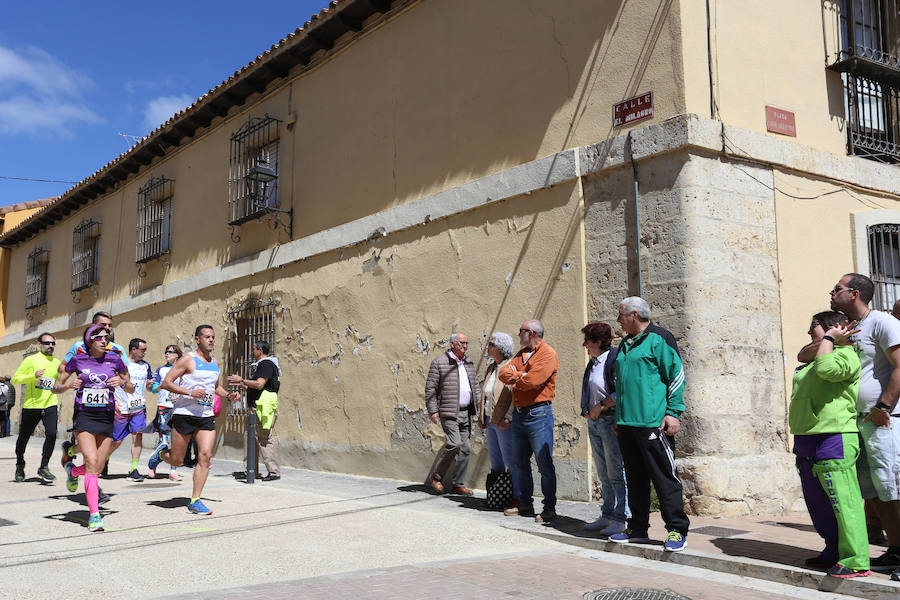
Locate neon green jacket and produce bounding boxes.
[12,352,62,409]
[614,328,685,427]
[789,345,859,435]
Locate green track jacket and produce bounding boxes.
[614,328,685,427]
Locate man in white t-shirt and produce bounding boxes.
[830,273,900,580]
[110,338,153,481]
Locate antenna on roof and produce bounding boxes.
[117,132,142,149]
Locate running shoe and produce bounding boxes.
[60,440,74,469]
[609,529,652,544]
[891,567,899,582]
[584,516,612,531]
[663,531,687,552]
[65,462,79,492]
[826,564,870,578]
[168,471,183,481]
[98,489,111,505]
[88,514,104,532]
[14,466,25,482]
[187,499,212,515]
[148,441,169,472]
[871,546,900,569]
[37,467,56,482]
[147,468,156,479]
[128,469,144,482]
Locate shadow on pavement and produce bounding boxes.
[711,537,814,566]
[397,483,444,496]
[11,477,53,485]
[758,520,817,534]
[147,497,192,509]
[44,508,119,528]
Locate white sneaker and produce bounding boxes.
[584,516,612,531]
[169,471,183,481]
[598,520,627,536]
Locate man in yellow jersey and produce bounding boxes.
[12,332,64,483]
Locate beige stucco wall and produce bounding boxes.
[679,0,848,156]
[773,169,900,414]
[0,205,48,342]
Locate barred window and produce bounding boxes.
[72,219,101,292]
[25,247,49,309]
[136,176,174,263]
[227,115,281,226]
[868,223,900,309]
[226,298,277,416]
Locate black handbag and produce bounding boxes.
[485,469,513,510]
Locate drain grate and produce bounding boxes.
[583,588,692,600]
[689,525,750,538]
[0,518,16,527]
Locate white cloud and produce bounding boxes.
[0,45,99,136]
[143,94,194,130]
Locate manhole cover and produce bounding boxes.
[0,518,16,527]
[583,588,692,600]
[690,525,750,538]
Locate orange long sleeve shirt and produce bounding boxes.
[497,341,558,407]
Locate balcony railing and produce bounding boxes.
[826,0,900,86]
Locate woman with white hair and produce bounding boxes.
[480,331,520,510]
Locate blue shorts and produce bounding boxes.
[113,410,148,442]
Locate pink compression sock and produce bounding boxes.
[85,474,99,514]
[72,464,86,477]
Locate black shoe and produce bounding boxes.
[14,466,25,482]
[261,473,280,481]
[233,471,248,480]
[535,509,557,523]
[826,564,870,578]
[98,488,111,505]
[871,546,900,569]
[60,440,74,469]
[891,567,900,582]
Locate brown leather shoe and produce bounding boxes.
[451,485,473,496]
[429,477,444,493]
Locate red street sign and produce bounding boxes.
[765,106,796,137]
[613,92,653,128]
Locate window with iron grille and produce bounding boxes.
[72,219,101,292]
[136,176,174,263]
[835,0,900,74]
[868,223,900,309]
[227,115,281,226]
[226,298,277,416]
[845,73,900,162]
[25,247,49,309]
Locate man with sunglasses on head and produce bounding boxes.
[11,332,63,483]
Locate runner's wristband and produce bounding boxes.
[823,335,835,343]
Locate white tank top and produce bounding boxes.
[173,353,220,418]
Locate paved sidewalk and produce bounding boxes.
[2,434,899,599]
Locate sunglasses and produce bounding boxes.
[40,341,56,346]
[90,334,109,341]
[518,328,533,335]
[831,285,856,294]
[165,349,178,354]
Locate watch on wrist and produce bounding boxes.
[823,335,835,343]
[875,402,892,412]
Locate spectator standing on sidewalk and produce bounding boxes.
[609,297,690,552]
[228,340,282,481]
[499,319,559,523]
[580,321,629,535]
[479,331,519,510]
[425,332,481,496]
[0,376,11,437]
[790,310,870,578]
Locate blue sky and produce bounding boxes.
[0,0,329,207]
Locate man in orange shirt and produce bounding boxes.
[498,319,559,523]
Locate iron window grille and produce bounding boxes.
[868,223,900,309]
[227,115,281,226]
[226,298,277,417]
[25,247,49,309]
[72,218,101,292]
[136,176,174,263]
[845,73,900,162]
[829,0,900,84]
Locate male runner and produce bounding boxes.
[149,325,239,515]
[11,332,63,482]
[110,338,153,481]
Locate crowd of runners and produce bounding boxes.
[12,311,238,532]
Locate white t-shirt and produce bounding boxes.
[852,310,900,414]
[117,360,152,414]
[586,350,614,410]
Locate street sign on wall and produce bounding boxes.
[765,105,796,137]
[613,92,653,128]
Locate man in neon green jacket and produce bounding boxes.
[12,332,63,483]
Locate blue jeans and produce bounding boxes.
[485,423,520,500]
[512,403,556,510]
[587,415,629,523]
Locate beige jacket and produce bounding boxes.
[481,359,513,425]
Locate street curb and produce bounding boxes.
[507,525,900,600]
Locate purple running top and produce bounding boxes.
[65,351,128,412]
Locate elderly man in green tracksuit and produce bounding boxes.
[609,296,690,552]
